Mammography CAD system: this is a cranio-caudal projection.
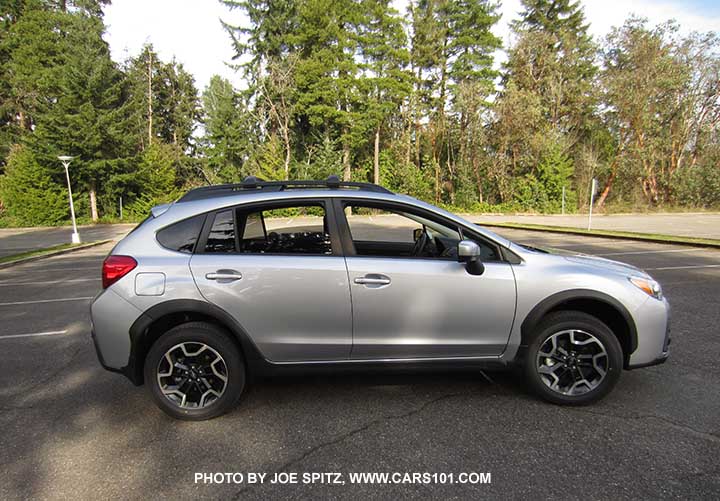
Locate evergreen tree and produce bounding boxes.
[409,0,501,202]
[0,7,68,138]
[357,0,411,185]
[293,0,364,181]
[492,0,598,205]
[124,45,200,152]
[155,59,201,150]
[0,144,68,225]
[30,10,128,221]
[200,75,252,182]
[223,0,299,175]
[513,0,587,34]
[222,0,298,81]
[505,0,597,133]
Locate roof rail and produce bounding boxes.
[178,175,394,202]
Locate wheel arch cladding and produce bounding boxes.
[520,289,638,368]
[126,299,263,385]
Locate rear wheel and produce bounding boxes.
[524,311,622,405]
[144,322,245,420]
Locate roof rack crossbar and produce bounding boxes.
[178,175,393,202]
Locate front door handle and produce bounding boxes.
[206,271,243,281]
[354,275,391,286]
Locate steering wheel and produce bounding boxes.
[411,229,429,256]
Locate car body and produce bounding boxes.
[91,177,670,419]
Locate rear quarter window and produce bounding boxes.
[156,214,205,253]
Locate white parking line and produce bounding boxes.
[596,249,702,257]
[646,264,720,271]
[12,266,100,272]
[0,278,99,287]
[0,330,67,340]
[0,297,93,306]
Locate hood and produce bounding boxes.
[515,243,648,277]
[563,254,647,276]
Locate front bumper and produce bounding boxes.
[626,296,671,369]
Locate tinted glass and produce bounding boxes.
[156,214,205,253]
[345,204,499,261]
[238,204,331,254]
[205,210,236,253]
[242,212,265,240]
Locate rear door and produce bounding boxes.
[189,199,352,362]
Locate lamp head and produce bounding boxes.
[58,155,74,162]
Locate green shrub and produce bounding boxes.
[671,160,720,208]
[508,143,577,213]
[0,145,68,226]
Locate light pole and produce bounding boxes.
[58,156,81,244]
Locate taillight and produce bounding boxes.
[102,255,137,289]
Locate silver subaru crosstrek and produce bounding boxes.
[91,176,670,420]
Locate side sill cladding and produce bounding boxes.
[518,289,638,363]
[124,299,265,385]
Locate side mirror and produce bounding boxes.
[457,240,485,276]
[413,227,424,241]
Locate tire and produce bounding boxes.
[524,311,623,405]
[144,322,245,420]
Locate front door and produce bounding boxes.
[189,200,352,362]
[338,200,516,359]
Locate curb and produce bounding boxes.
[478,223,720,249]
[0,239,112,269]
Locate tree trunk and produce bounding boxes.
[147,51,153,146]
[473,155,483,203]
[342,141,351,182]
[171,79,177,145]
[343,135,351,216]
[283,117,291,178]
[434,152,440,204]
[89,182,98,222]
[373,126,380,185]
[415,67,422,168]
[596,171,615,209]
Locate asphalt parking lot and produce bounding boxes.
[0,224,134,258]
[0,228,718,499]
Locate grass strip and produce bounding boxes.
[0,240,111,266]
[477,222,720,248]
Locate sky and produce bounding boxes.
[103,0,720,92]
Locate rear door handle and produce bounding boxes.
[354,275,391,286]
[205,271,243,281]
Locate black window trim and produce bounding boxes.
[195,197,342,257]
[331,198,507,263]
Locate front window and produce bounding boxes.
[344,203,499,261]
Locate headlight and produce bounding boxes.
[629,276,663,300]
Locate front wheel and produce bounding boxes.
[144,322,245,420]
[524,311,623,405]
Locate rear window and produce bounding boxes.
[237,204,331,254]
[156,214,205,253]
[200,203,331,255]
